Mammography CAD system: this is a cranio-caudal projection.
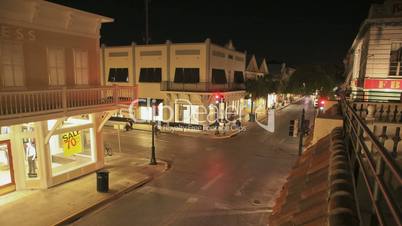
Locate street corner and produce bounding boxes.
[133,159,170,179]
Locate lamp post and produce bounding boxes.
[150,100,157,165]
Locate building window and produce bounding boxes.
[212,69,227,84]
[389,43,402,76]
[74,49,89,85]
[234,71,245,83]
[108,52,128,57]
[139,68,162,83]
[212,50,225,58]
[140,51,162,56]
[235,56,244,62]
[228,55,234,59]
[47,48,65,86]
[175,49,200,55]
[49,128,95,176]
[0,41,24,87]
[108,68,129,82]
[174,68,200,83]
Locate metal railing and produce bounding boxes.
[341,97,402,226]
[0,85,136,120]
[160,81,245,92]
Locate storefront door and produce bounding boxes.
[0,140,15,194]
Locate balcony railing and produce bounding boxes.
[160,81,245,92]
[0,85,136,121]
[341,97,402,226]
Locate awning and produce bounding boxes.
[212,69,227,84]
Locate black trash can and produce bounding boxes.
[96,170,109,193]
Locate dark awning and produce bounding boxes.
[234,71,244,83]
[108,68,129,82]
[139,68,162,83]
[174,68,200,83]
[212,69,227,84]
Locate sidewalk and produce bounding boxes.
[0,153,168,226]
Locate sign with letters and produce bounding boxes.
[62,131,82,157]
[0,24,36,41]
[364,79,402,90]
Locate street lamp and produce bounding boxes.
[150,100,157,165]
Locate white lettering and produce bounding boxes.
[0,25,36,41]
[27,30,36,41]
[15,28,24,40]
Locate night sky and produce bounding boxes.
[50,0,384,66]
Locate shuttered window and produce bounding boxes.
[389,43,402,76]
[74,49,89,85]
[139,68,162,83]
[108,68,129,82]
[47,48,65,86]
[174,68,200,83]
[234,71,244,83]
[1,41,24,87]
[212,69,227,84]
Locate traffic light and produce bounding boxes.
[214,93,224,104]
[318,98,325,110]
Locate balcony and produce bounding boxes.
[160,81,245,92]
[0,85,136,125]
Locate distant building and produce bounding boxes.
[344,0,402,101]
[245,54,268,80]
[101,39,246,129]
[0,0,135,194]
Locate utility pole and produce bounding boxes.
[298,108,305,156]
[150,100,157,165]
[145,0,150,44]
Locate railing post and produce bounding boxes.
[113,85,118,104]
[392,127,401,158]
[62,87,67,112]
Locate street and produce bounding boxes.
[71,99,315,226]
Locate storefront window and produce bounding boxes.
[139,103,163,121]
[0,127,10,135]
[21,123,34,132]
[0,141,13,187]
[23,138,38,179]
[182,105,199,124]
[49,128,94,176]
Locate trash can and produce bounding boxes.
[96,170,109,193]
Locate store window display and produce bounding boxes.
[0,141,13,187]
[23,139,38,178]
[49,128,94,176]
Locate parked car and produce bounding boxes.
[105,117,134,131]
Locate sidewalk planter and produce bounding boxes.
[96,170,109,193]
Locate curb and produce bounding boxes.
[171,126,245,139]
[54,160,169,226]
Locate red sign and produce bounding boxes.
[364,79,402,90]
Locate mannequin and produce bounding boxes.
[26,141,37,177]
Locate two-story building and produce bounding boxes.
[0,0,135,195]
[101,39,247,130]
[345,0,402,101]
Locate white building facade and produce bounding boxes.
[0,0,135,195]
[345,0,402,101]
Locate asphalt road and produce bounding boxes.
[72,98,315,226]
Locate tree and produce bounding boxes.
[245,74,276,121]
[285,63,344,96]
